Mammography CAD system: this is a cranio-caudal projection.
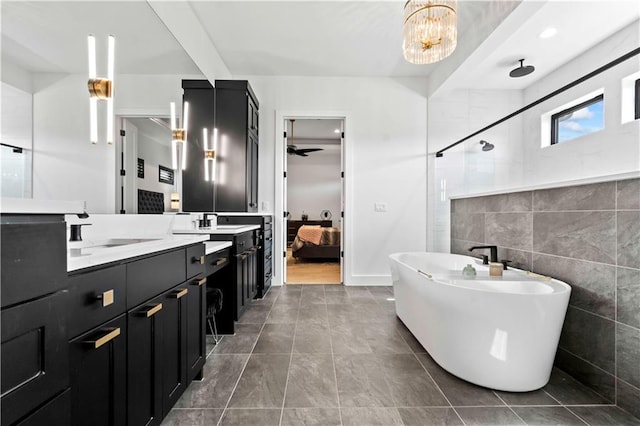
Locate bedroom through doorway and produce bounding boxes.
[284,118,344,285]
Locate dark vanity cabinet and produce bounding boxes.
[218,215,273,298]
[182,79,215,212]
[1,214,70,426]
[67,244,206,426]
[214,80,259,212]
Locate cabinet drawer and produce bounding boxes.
[67,265,126,339]
[1,291,69,426]
[186,244,205,279]
[16,388,71,426]
[127,249,186,309]
[205,248,230,276]
[235,232,254,252]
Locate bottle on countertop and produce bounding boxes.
[462,264,477,278]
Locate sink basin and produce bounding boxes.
[69,238,161,250]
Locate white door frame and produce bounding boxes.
[274,110,352,286]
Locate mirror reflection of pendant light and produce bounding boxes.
[170,101,189,170]
[402,0,457,64]
[87,34,115,144]
[203,127,217,182]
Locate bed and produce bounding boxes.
[291,225,341,261]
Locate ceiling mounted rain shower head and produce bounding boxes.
[480,140,494,152]
[509,59,535,78]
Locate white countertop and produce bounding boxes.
[2,198,86,215]
[173,224,261,235]
[215,212,273,216]
[67,234,210,272]
[205,241,232,254]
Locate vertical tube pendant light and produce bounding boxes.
[87,34,115,144]
[402,0,457,64]
[170,101,189,170]
[203,127,217,182]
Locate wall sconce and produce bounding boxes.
[87,34,115,144]
[170,101,189,170]
[203,127,217,182]
[170,192,180,210]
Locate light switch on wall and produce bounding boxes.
[374,202,388,212]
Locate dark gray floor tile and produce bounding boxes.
[327,304,359,326]
[218,408,281,426]
[366,285,393,293]
[213,328,261,354]
[297,303,328,325]
[161,408,223,426]
[237,305,271,324]
[456,407,525,425]
[293,322,332,353]
[398,407,463,425]
[300,290,326,305]
[334,354,394,407]
[554,349,615,402]
[284,353,339,408]
[543,368,610,405]
[617,379,640,420]
[330,322,372,354]
[281,408,342,426]
[395,319,427,353]
[382,353,449,406]
[362,322,412,354]
[570,406,640,426]
[175,354,249,408]
[253,323,295,354]
[228,354,290,408]
[340,407,403,425]
[494,389,559,406]
[325,293,350,304]
[416,353,505,406]
[266,304,299,324]
[324,284,346,292]
[513,407,587,425]
[617,323,640,388]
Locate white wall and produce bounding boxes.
[287,146,341,222]
[137,130,174,210]
[237,75,428,285]
[30,73,201,213]
[427,20,640,252]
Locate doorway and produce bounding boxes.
[284,118,344,285]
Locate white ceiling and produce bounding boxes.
[288,118,342,142]
[2,1,638,91]
[126,117,171,148]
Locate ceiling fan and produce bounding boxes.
[287,119,323,157]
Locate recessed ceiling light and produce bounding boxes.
[334,129,340,133]
[539,27,557,39]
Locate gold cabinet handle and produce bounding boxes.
[96,289,114,307]
[171,288,188,299]
[193,278,207,287]
[200,256,205,265]
[85,327,121,349]
[215,258,226,266]
[135,303,163,318]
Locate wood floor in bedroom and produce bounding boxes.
[286,247,341,284]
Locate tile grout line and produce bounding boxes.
[278,286,303,426]
[493,392,527,425]
[327,285,344,426]
[216,290,275,426]
[614,180,618,407]
[564,406,592,426]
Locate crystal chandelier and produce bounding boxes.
[403,0,457,64]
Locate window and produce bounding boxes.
[551,94,604,145]
[158,165,174,185]
[635,79,640,120]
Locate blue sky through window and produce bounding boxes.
[556,98,604,143]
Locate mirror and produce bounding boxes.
[0,1,205,213]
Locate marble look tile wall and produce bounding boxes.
[450,178,640,418]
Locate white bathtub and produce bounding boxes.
[389,252,571,392]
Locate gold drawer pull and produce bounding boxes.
[135,303,163,318]
[215,258,226,266]
[200,256,205,265]
[194,278,207,287]
[86,327,120,349]
[96,289,114,307]
[171,288,188,299]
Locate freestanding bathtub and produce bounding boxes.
[389,252,571,392]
